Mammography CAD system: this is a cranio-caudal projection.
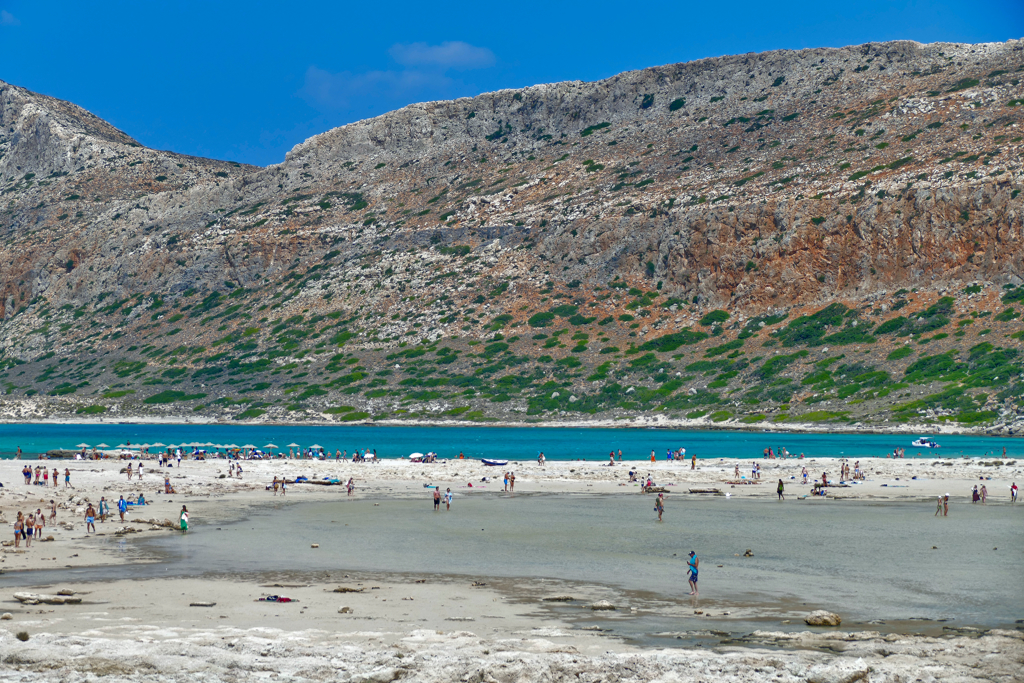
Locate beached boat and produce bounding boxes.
[480,458,508,466]
[911,437,940,448]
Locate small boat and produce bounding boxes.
[911,438,940,448]
[480,458,508,467]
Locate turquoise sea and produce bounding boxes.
[0,423,1017,460]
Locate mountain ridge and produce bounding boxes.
[0,38,1022,433]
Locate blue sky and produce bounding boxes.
[1,1,1021,166]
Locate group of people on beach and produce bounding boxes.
[22,465,72,488]
[11,507,48,548]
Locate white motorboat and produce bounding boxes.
[911,438,940,448]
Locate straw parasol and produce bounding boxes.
[264,443,278,449]
[309,444,322,449]
[242,444,256,449]
[287,443,300,448]
[76,443,90,448]
[96,443,109,448]
[151,442,166,447]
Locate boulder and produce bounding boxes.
[805,610,842,626]
[590,600,616,611]
[13,592,82,605]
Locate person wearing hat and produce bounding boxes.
[687,551,699,596]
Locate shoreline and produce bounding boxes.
[0,413,1021,438]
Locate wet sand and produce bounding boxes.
[1,456,1022,681]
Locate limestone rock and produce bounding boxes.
[805,610,842,626]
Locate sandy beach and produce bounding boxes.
[1,454,1022,681]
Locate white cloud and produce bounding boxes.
[388,41,495,70]
[298,41,496,112]
[299,66,455,111]
[0,10,20,26]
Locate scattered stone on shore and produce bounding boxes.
[541,595,575,602]
[333,586,364,593]
[743,549,754,557]
[310,543,319,548]
[590,600,616,611]
[189,601,216,607]
[338,607,352,614]
[0,613,11,620]
[805,610,842,626]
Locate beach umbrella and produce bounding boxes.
[287,443,300,448]
[227,444,238,448]
[76,443,90,448]
[96,443,109,448]
[242,444,256,449]
[116,444,128,448]
[264,443,278,449]
[151,442,166,447]
[309,444,322,449]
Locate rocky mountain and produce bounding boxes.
[1,38,1023,433]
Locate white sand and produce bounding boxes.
[2,455,1022,681]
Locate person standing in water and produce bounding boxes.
[179,506,189,533]
[943,494,949,516]
[687,551,699,596]
[777,479,785,501]
[935,495,943,516]
[980,484,987,504]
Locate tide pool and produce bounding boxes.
[0,422,1016,461]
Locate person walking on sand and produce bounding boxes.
[445,488,452,511]
[50,500,57,522]
[52,467,58,488]
[980,484,987,504]
[84,504,96,534]
[280,479,287,496]
[347,478,354,496]
[655,493,664,521]
[127,462,133,480]
[1012,482,1018,503]
[138,462,143,480]
[777,479,785,501]
[687,551,699,596]
[118,495,127,522]
[972,485,980,503]
[691,453,696,470]
[943,494,949,516]
[510,472,516,492]
[503,472,509,492]
[272,476,279,495]
[25,511,35,546]
[98,497,108,523]
[64,468,73,488]
[13,513,23,548]
[935,495,943,516]
[179,506,188,533]
[433,486,441,511]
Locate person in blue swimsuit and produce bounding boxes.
[687,551,699,596]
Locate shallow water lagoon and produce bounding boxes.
[131,493,1024,631]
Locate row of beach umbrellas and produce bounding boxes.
[73,442,320,450]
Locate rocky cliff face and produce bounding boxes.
[0,39,1022,432]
